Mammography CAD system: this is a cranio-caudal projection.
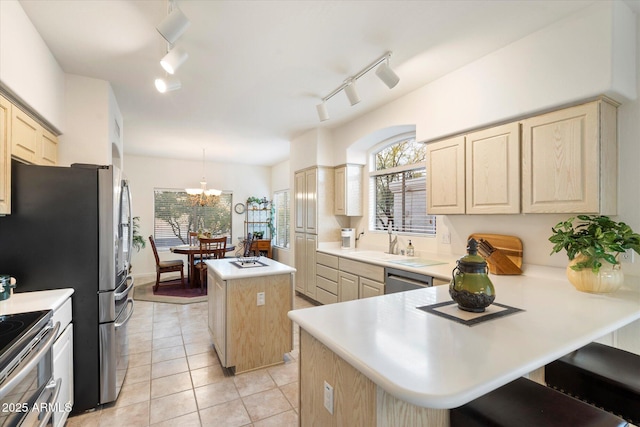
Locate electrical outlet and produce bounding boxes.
[442,231,451,244]
[621,249,635,264]
[257,292,265,306]
[323,381,334,414]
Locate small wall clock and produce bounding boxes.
[234,203,246,214]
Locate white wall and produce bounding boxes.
[125,154,272,281]
[0,0,65,131]
[302,1,640,276]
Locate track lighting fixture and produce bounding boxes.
[376,59,400,89]
[156,6,191,44]
[316,102,329,122]
[155,76,182,93]
[315,51,399,122]
[160,47,189,74]
[344,80,361,106]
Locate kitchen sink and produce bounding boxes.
[386,258,447,268]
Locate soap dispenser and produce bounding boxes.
[406,240,415,257]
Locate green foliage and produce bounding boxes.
[155,191,232,244]
[549,215,640,273]
[132,216,146,252]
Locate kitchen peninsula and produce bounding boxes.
[206,257,295,373]
[289,271,640,426]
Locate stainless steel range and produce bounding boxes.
[0,310,60,427]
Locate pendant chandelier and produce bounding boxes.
[186,148,221,198]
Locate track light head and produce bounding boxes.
[155,77,182,93]
[156,7,191,44]
[316,102,329,122]
[344,80,361,106]
[376,61,400,89]
[160,47,189,74]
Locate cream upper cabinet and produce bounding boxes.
[334,164,363,216]
[9,101,59,167]
[294,170,305,233]
[11,106,39,164]
[521,99,617,214]
[426,135,465,214]
[466,122,520,214]
[40,128,58,166]
[0,96,11,215]
[304,168,318,234]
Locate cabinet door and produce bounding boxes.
[0,96,11,215]
[466,123,520,214]
[426,135,465,214]
[522,102,599,213]
[359,277,384,299]
[294,171,305,233]
[304,234,317,298]
[304,169,318,233]
[294,233,306,294]
[334,166,346,215]
[52,324,73,427]
[11,107,39,164]
[338,271,358,302]
[211,272,227,366]
[39,128,58,165]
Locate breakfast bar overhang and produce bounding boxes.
[288,274,640,426]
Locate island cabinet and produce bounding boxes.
[0,95,11,215]
[207,258,294,374]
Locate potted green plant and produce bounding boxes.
[132,217,146,252]
[549,215,640,293]
[247,196,262,209]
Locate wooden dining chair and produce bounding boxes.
[149,235,185,291]
[195,237,227,293]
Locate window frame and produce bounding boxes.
[368,134,436,236]
[272,190,290,249]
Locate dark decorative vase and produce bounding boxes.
[449,238,496,312]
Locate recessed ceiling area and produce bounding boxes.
[19,0,600,166]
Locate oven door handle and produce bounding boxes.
[0,322,60,399]
[115,298,135,328]
[114,275,134,301]
[36,378,62,427]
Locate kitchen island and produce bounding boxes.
[288,272,640,426]
[206,257,295,373]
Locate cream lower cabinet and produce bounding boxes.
[316,253,339,304]
[294,233,317,299]
[0,95,11,215]
[338,258,385,302]
[522,99,617,214]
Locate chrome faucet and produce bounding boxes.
[388,228,398,254]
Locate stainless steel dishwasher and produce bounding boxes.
[384,267,433,294]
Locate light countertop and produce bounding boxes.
[288,273,640,409]
[205,257,296,280]
[0,289,74,314]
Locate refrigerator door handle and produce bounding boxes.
[114,299,134,328]
[114,275,134,301]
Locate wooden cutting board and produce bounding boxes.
[468,233,523,269]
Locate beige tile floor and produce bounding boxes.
[65,294,316,427]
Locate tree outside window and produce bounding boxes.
[153,189,232,250]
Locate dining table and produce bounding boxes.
[170,244,236,286]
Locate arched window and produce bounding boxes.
[369,134,436,235]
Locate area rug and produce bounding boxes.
[133,279,207,304]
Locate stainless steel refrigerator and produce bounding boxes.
[0,160,134,413]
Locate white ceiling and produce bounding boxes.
[19,0,604,166]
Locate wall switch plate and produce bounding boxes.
[257,292,265,306]
[442,231,451,244]
[323,381,334,414]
